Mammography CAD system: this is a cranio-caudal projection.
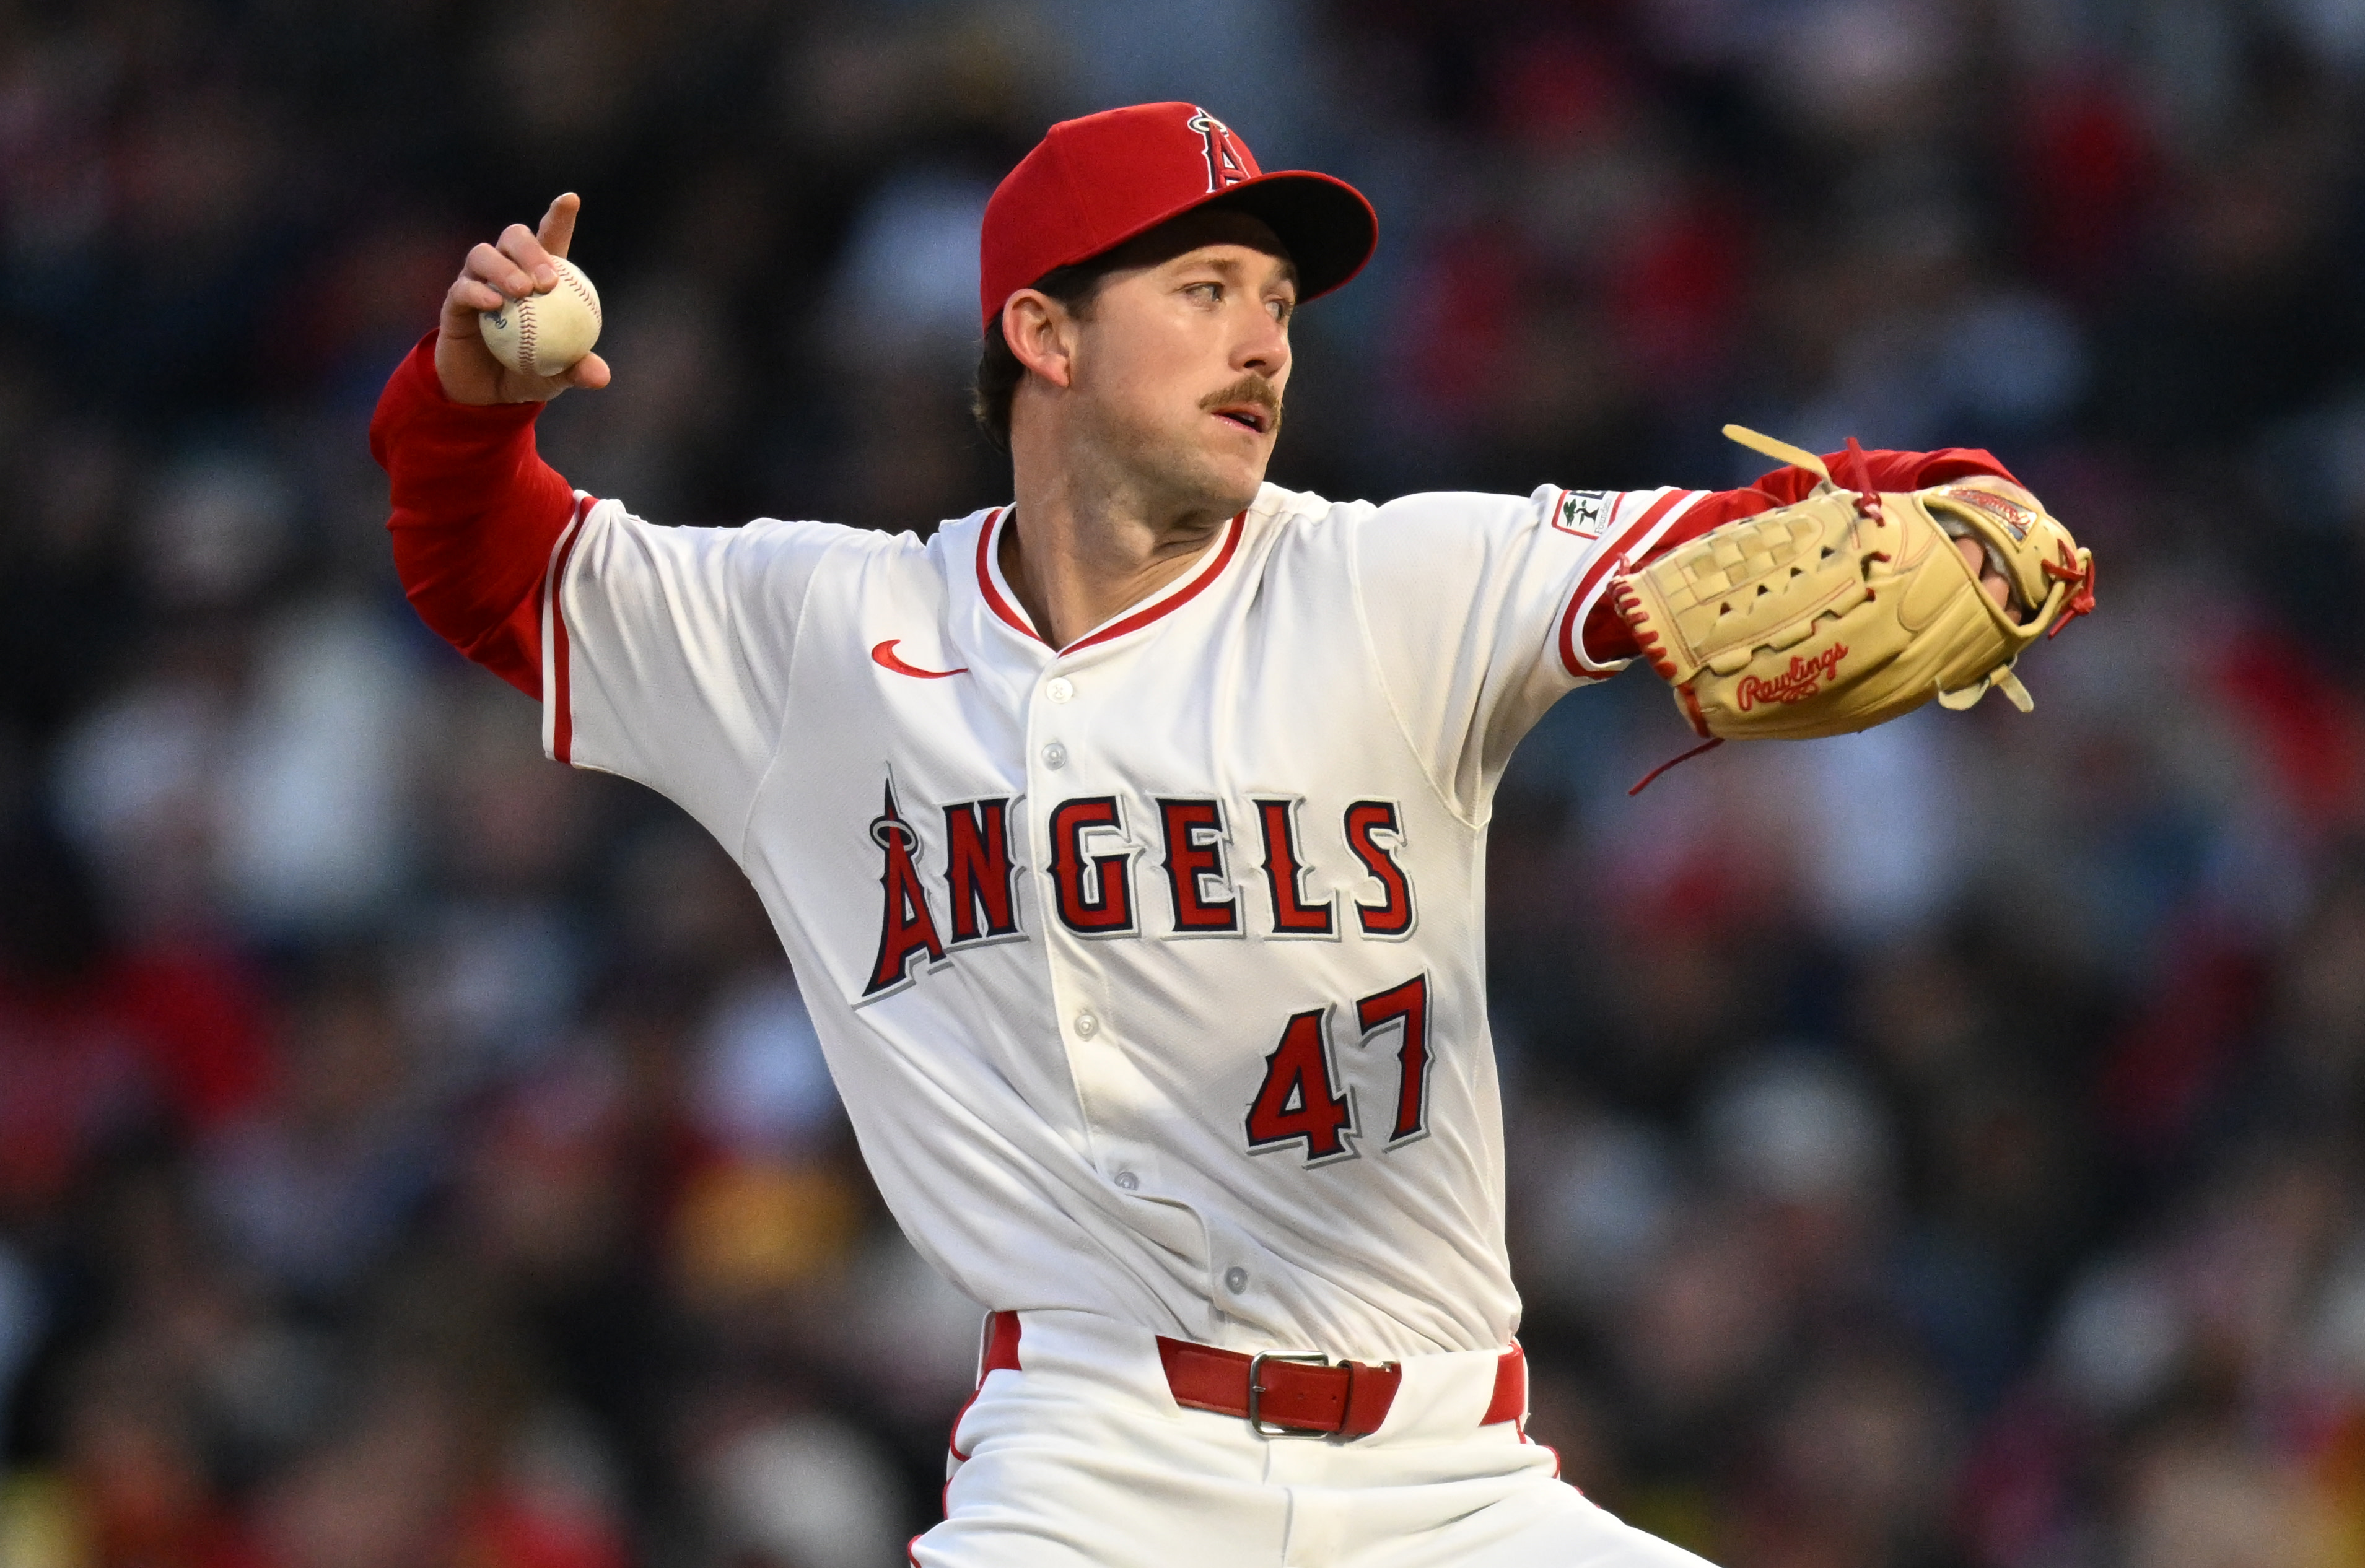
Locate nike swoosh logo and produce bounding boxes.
[872,639,968,679]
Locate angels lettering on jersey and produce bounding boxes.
[862,769,1436,1168]
[863,771,1417,1002]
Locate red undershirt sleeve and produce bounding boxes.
[1577,445,2023,666]
[369,332,579,698]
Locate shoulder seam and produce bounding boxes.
[1343,502,1486,833]
[733,526,837,862]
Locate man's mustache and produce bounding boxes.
[1200,376,1283,435]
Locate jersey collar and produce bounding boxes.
[976,504,1248,655]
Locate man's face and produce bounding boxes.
[1061,209,1296,520]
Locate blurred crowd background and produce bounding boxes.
[2,2,2364,1566]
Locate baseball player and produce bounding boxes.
[372,103,2087,1567]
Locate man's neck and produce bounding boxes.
[1002,449,1242,650]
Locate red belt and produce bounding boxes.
[978,1312,1526,1439]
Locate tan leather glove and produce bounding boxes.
[1612,425,2096,743]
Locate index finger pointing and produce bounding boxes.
[538,193,580,259]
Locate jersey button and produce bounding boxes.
[1045,677,1075,704]
[1073,1010,1099,1038]
[1223,1266,1249,1296]
[1113,1169,1140,1191]
[1042,741,1069,770]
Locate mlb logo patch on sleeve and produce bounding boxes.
[1554,490,1610,538]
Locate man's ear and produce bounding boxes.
[1002,290,1077,390]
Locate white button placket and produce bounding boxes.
[1029,660,1121,1185]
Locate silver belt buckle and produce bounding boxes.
[1246,1349,1332,1437]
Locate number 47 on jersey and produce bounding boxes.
[1245,975,1430,1167]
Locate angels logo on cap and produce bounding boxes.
[977,102,1378,331]
[1187,108,1254,192]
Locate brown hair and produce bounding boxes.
[971,258,1117,451]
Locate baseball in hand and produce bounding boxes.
[480,258,603,377]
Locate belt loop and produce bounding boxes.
[979,1311,1023,1377]
[1481,1344,1526,1426]
[1339,1359,1402,1437]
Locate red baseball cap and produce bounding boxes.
[977,102,1378,331]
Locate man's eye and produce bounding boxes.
[1269,298,1294,322]
[1186,282,1223,303]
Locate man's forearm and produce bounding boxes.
[370,333,577,697]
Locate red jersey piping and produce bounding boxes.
[546,496,594,764]
[974,508,1036,641]
[976,506,1248,653]
[1557,489,1697,678]
[1066,512,1245,652]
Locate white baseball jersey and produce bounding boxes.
[540,478,1705,1363]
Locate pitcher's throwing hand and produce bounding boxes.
[435,191,610,405]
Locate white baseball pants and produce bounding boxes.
[908,1309,1715,1568]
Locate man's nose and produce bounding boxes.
[1235,307,1288,377]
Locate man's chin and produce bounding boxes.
[1197,448,1271,518]
[1149,454,1266,525]
[1101,419,1271,523]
